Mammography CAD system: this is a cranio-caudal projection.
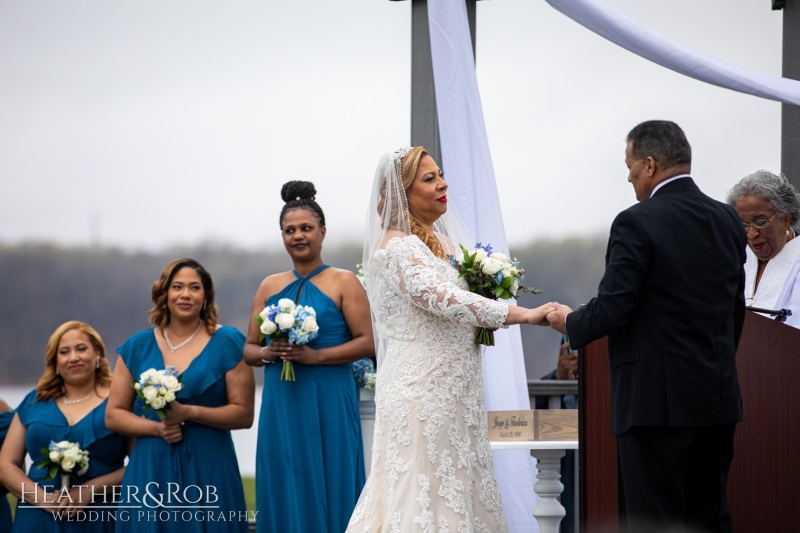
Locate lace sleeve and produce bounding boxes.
[387,236,508,329]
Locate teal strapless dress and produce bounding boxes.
[255,265,365,533]
[115,326,248,533]
[12,392,126,533]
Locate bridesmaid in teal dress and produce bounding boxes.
[106,259,255,533]
[243,181,374,533]
[0,321,128,533]
[0,398,14,533]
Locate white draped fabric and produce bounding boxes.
[545,0,800,106]
[427,2,539,532]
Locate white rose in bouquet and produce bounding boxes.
[278,298,296,312]
[481,258,503,276]
[143,387,158,402]
[490,251,509,262]
[63,447,82,462]
[49,450,61,462]
[275,312,296,331]
[61,458,76,472]
[474,248,488,263]
[301,316,319,333]
[260,319,277,335]
[162,375,180,390]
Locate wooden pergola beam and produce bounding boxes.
[393,0,477,164]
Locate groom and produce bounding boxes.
[547,120,746,532]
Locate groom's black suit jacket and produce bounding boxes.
[566,177,746,436]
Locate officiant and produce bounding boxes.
[726,170,800,328]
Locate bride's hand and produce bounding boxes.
[527,302,559,326]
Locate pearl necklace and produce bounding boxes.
[63,393,93,405]
[163,322,203,353]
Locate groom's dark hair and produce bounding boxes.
[627,120,692,170]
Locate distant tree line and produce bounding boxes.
[0,235,607,386]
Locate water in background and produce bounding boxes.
[0,385,261,476]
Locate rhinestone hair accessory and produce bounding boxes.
[384,146,412,178]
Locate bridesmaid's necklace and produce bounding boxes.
[63,392,93,405]
[164,322,203,353]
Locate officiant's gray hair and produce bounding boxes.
[726,170,800,228]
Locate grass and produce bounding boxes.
[242,475,256,515]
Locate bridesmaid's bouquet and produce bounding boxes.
[355,263,365,287]
[256,298,320,382]
[352,358,375,389]
[133,366,183,421]
[36,440,89,490]
[452,242,541,346]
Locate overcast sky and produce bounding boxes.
[0,0,785,252]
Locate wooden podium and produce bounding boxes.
[579,311,800,531]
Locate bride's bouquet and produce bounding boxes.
[452,242,541,346]
[133,366,183,421]
[36,440,90,490]
[256,298,319,381]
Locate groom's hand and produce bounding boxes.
[547,304,572,334]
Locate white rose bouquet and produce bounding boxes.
[132,366,183,421]
[255,298,320,381]
[36,440,89,490]
[452,242,541,346]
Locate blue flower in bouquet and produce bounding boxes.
[255,298,320,381]
[453,243,541,346]
[352,358,375,389]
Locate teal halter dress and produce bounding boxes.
[255,265,366,533]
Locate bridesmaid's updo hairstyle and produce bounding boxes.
[280,181,326,228]
[148,258,219,335]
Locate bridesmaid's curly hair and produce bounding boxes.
[36,321,112,401]
[279,181,326,228]
[400,147,447,260]
[147,258,219,335]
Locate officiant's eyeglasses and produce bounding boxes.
[742,212,778,232]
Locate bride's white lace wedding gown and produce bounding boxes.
[347,236,509,533]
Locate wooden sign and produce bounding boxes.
[488,410,535,441]
[488,409,578,442]
[533,409,578,441]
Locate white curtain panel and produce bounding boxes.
[427,1,540,532]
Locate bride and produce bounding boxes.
[347,146,555,532]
